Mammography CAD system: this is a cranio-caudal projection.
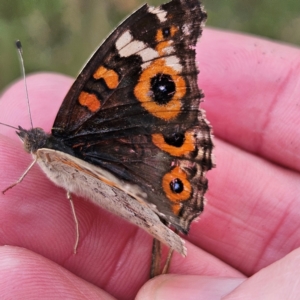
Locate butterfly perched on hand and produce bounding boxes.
[3,0,213,274]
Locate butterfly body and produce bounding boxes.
[14,0,213,256]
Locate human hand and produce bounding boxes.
[137,28,300,299]
[1,28,300,299]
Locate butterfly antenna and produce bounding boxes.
[15,40,33,129]
[0,123,18,130]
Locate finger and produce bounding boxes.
[136,274,244,300]
[189,138,300,275]
[0,246,116,299]
[224,247,300,299]
[168,240,244,277]
[198,29,300,172]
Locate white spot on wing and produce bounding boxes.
[148,6,167,22]
[116,30,159,67]
[116,30,133,50]
[164,56,182,72]
[119,40,146,57]
[162,45,175,55]
[138,48,159,63]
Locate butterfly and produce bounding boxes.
[3,0,213,267]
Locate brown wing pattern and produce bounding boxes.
[51,0,213,233]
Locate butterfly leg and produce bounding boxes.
[150,238,162,278]
[2,158,37,194]
[161,228,180,274]
[162,248,174,274]
[67,191,80,254]
[150,238,174,278]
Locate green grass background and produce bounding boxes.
[1,0,299,93]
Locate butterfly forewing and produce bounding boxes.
[48,0,212,238]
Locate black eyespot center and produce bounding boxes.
[164,132,185,147]
[170,178,184,194]
[162,27,171,38]
[150,73,175,105]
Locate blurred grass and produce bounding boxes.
[0,0,299,93]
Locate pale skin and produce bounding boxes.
[0,28,300,299]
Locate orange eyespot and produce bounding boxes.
[152,131,195,156]
[162,166,192,203]
[134,59,186,120]
[155,26,178,42]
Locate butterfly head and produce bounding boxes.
[17,126,49,154]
